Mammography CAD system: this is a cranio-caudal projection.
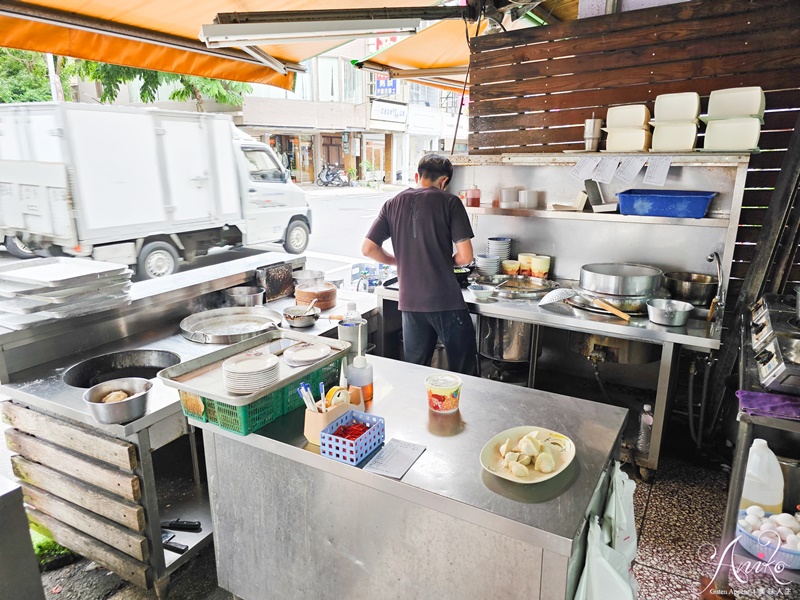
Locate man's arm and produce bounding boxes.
[362,238,397,266]
[453,238,474,267]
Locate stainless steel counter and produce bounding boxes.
[197,356,627,600]
[0,289,377,438]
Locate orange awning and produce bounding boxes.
[355,19,486,92]
[0,1,442,89]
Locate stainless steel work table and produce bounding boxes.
[195,356,628,600]
[375,283,722,477]
[0,254,377,598]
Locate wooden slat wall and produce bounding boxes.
[469,0,800,299]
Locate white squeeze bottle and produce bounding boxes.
[347,355,373,402]
[739,438,784,514]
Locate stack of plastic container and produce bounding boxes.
[650,92,700,152]
[603,105,652,152]
[701,86,764,152]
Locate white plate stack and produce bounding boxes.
[701,87,764,152]
[486,237,511,260]
[222,351,279,395]
[476,254,501,277]
[283,343,332,367]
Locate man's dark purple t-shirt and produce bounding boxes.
[366,186,474,312]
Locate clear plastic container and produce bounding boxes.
[636,404,653,454]
[347,355,373,402]
[740,438,785,514]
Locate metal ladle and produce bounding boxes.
[304,298,318,316]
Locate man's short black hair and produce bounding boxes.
[418,154,453,182]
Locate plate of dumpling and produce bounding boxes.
[480,426,575,484]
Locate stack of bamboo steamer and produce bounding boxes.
[295,282,337,310]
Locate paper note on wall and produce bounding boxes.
[614,157,647,184]
[643,157,672,187]
[570,157,602,181]
[593,157,620,184]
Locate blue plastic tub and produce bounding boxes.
[616,189,717,218]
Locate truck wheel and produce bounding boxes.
[282,221,309,254]
[138,241,179,279]
[4,236,37,259]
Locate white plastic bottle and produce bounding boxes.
[347,355,373,402]
[740,438,784,514]
[344,302,360,321]
[636,404,653,454]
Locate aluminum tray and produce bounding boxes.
[0,257,129,287]
[179,307,284,344]
[0,296,131,330]
[474,275,558,299]
[158,329,350,407]
[0,285,131,313]
[0,272,133,297]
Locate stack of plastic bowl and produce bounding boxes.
[701,86,764,152]
[476,254,501,276]
[650,92,700,152]
[604,105,652,152]
[486,237,511,260]
[499,188,519,209]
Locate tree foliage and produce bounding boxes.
[76,62,252,111]
[0,50,75,103]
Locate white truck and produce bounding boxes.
[0,103,312,278]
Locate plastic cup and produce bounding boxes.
[530,255,551,279]
[425,373,462,413]
[518,253,536,276]
[502,260,520,275]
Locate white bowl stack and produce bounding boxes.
[476,254,501,277]
[650,92,700,152]
[222,351,279,395]
[486,237,511,260]
[604,105,652,152]
[701,87,764,152]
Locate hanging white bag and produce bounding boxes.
[575,516,638,600]
[601,460,638,564]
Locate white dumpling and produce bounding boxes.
[518,437,538,458]
[509,461,529,478]
[524,433,542,454]
[499,438,511,457]
[505,452,520,464]
[541,441,559,458]
[517,453,531,466]
[535,452,556,474]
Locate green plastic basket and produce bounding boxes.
[206,389,284,436]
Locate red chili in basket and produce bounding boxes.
[332,423,370,440]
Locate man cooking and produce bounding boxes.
[362,154,478,375]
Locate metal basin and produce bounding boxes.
[479,317,532,363]
[663,272,717,307]
[580,263,663,296]
[63,350,181,388]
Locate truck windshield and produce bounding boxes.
[242,149,284,182]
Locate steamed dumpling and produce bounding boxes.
[519,437,539,458]
[517,453,532,466]
[535,452,556,474]
[509,461,529,478]
[541,441,559,458]
[505,452,520,464]
[499,438,512,457]
[524,433,542,455]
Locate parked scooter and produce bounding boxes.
[316,164,347,187]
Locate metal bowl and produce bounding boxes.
[663,272,717,307]
[646,299,694,327]
[224,286,265,307]
[283,306,321,328]
[580,263,663,296]
[83,377,152,424]
[292,270,324,288]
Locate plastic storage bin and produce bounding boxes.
[617,189,717,218]
[319,410,385,465]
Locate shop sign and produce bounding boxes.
[376,76,397,96]
[371,100,408,124]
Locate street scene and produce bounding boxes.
[1,2,800,600]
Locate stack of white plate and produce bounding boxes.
[476,254,501,277]
[222,351,279,395]
[283,343,332,367]
[486,237,511,260]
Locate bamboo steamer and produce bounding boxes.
[295,282,337,310]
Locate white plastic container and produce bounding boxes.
[703,117,761,151]
[606,104,651,129]
[347,355,373,402]
[740,438,785,514]
[605,129,652,152]
[651,122,698,152]
[707,86,765,119]
[654,92,701,122]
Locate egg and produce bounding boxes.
[746,505,766,518]
[760,521,778,533]
[774,513,800,533]
[768,514,781,524]
[787,533,800,547]
[776,526,795,542]
[738,519,753,533]
[517,453,532,466]
[744,514,762,528]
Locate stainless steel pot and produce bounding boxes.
[646,299,694,327]
[479,316,532,363]
[580,263,663,296]
[283,306,321,328]
[663,272,717,307]
[292,270,324,288]
[83,377,152,424]
[224,286,265,307]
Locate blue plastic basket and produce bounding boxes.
[735,510,800,569]
[616,189,717,218]
[320,410,385,465]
